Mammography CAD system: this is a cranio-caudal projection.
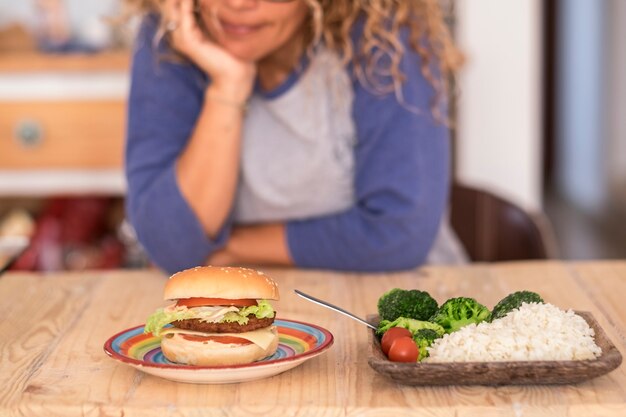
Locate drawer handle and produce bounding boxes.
[14,120,44,148]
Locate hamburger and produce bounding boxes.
[144,266,280,366]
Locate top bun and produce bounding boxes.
[164,266,279,301]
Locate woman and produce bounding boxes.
[124,0,465,274]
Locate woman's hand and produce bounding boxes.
[164,0,256,102]
[207,224,293,267]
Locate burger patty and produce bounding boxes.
[172,315,275,333]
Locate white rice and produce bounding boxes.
[425,302,602,362]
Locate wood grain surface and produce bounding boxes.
[0,261,625,416]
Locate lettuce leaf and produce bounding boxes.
[222,300,276,324]
[144,307,196,336]
[143,300,276,336]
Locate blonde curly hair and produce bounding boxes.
[122,0,463,118]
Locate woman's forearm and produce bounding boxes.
[207,223,293,267]
[176,85,246,238]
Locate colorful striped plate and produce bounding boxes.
[103,319,333,384]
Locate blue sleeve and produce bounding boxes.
[286,32,450,271]
[125,15,230,274]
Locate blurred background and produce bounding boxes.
[0,0,624,272]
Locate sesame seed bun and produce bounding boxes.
[163,266,280,301]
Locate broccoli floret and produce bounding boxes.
[377,288,438,322]
[414,328,440,343]
[376,317,445,337]
[429,297,491,333]
[413,328,441,361]
[491,290,544,321]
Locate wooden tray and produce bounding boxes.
[367,312,623,386]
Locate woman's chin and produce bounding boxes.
[221,44,265,63]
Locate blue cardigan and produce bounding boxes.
[125,16,450,274]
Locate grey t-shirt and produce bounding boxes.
[233,48,467,265]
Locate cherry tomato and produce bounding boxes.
[381,327,412,355]
[388,337,419,362]
[176,297,258,308]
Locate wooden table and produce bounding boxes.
[1,261,625,416]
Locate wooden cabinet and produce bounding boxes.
[0,51,130,73]
[0,100,125,170]
[0,51,129,195]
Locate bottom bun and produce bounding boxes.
[161,326,279,366]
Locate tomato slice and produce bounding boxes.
[176,297,258,308]
[180,334,253,345]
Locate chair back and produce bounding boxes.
[450,183,558,262]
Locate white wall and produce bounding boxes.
[455,0,543,211]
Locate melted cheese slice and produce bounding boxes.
[161,326,277,350]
